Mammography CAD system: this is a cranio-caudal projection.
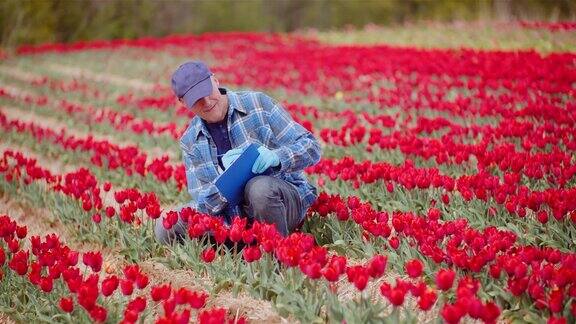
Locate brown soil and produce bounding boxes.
[0,66,43,83]
[45,63,157,91]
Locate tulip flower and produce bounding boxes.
[82,252,103,272]
[418,289,437,311]
[436,268,456,291]
[101,275,119,296]
[405,259,424,278]
[120,279,134,296]
[242,246,262,263]
[201,248,216,263]
[151,284,172,302]
[59,297,74,313]
[367,255,387,278]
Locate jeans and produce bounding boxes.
[154,176,306,245]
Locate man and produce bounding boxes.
[155,61,321,244]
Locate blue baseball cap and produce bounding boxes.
[171,61,213,108]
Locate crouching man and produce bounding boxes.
[155,61,321,244]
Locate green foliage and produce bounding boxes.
[0,0,56,47]
[0,0,574,48]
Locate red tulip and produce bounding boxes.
[353,273,368,291]
[322,266,340,282]
[77,283,98,310]
[16,225,27,239]
[126,296,147,313]
[89,305,107,322]
[188,290,208,309]
[120,279,134,296]
[162,211,179,230]
[59,297,74,313]
[242,246,262,263]
[40,277,53,292]
[151,284,172,302]
[136,274,149,289]
[386,182,394,193]
[442,194,450,204]
[105,206,115,218]
[124,309,139,323]
[162,298,176,316]
[300,260,322,279]
[101,275,119,296]
[82,252,102,272]
[547,317,567,324]
[8,250,28,275]
[91,213,102,224]
[482,301,501,323]
[388,237,400,249]
[548,288,564,313]
[123,264,142,281]
[405,259,423,278]
[441,303,465,324]
[418,289,437,311]
[367,255,387,278]
[537,210,548,224]
[467,297,484,319]
[386,287,406,306]
[7,238,19,253]
[201,248,216,263]
[436,268,456,291]
[489,264,501,279]
[427,208,441,221]
[198,307,227,324]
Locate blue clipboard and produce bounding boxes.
[215,143,260,206]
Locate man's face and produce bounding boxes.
[181,76,228,123]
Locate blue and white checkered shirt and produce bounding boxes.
[180,88,321,224]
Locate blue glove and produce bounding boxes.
[222,148,244,169]
[252,146,280,174]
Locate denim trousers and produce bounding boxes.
[154,176,305,245]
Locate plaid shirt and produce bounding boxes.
[180,88,321,224]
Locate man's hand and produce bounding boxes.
[252,146,280,174]
[222,148,244,169]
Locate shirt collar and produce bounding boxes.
[188,87,246,140]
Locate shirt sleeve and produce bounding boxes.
[259,93,322,173]
[182,147,228,215]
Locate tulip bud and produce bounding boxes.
[136,274,149,289]
[388,237,400,249]
[201,248,216,263]
[91,213,102,224]
[405,259,424,278]
[16,225,27,239]
[105,206,115,218]
[120,279,134,296]
[102,276,119,296]
[59,297,74,313]
[436,268,456,291]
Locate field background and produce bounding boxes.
[1,3,576,324]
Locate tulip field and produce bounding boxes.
[0,22,575,323]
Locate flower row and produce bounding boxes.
[1,147,502,322]
[0,214,243,323]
